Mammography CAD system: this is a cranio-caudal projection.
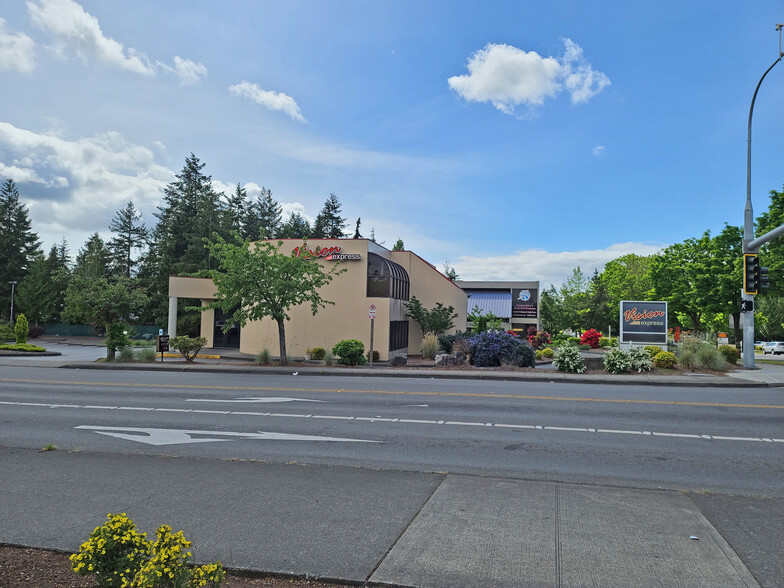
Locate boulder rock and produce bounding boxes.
[434,353,465,367]
[389,353,408,367]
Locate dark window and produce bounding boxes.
[389,320,409,352]
[367,253,409,300]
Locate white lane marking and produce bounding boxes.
[186,397,326,404]
[1,401,780,446]
[74,425,380,446]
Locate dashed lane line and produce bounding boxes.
[1,377,783,410]
[1,400,782,445]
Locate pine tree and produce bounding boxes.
[143,154,229,324]
[279,212,311,239]
[313,193,347,238]
[45,241,71,322]
[353,217,362,239]
[75,233,111,279]
[0,179,41,321]
[255,187,283,239]
[226,183,247,237]
[108,202,148,277]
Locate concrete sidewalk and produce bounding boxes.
[1,447,779,587]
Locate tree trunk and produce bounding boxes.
[277,318,287,365]
[732,313,742,350]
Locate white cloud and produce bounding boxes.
[26,0,208,83]
[27,0,155,75]
[592,145,605,156]
[228,81,306,122]
[452,242,664,287]
[157,55,207,86]
[448,38,610,115]
[0,18,36,73]
[0,121,174,249]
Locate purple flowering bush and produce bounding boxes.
[469,330,536,367]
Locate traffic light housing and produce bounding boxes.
[744,254,760,294]
[760,265,770,291]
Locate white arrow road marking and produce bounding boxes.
[75,425,380,446]
[186,397,326,404]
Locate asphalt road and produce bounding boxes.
[1,365,782,497]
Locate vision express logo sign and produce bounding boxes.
[292,245,361,261]
[623,306,665,327]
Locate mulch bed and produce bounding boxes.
[0,546,353,588]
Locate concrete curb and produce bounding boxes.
[58,361,780,388]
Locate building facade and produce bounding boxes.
[455,280,540,335]
[168,239,467,360]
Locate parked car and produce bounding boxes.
[762,342,784,355]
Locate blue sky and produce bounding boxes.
[1,0,783,287]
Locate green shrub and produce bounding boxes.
[469,330,535,367]
[437,333,457,354]
[598,337,613,348]
[421,332,440,359]
[718,344,740,365]
[644,346,664,357]
[170,336,208,362]
[540,347,555,359]
[0,343,46,352]
[578,344,591,350]
[14,314,28,345]
[322,349,334,365]
[137,347,157,363]
[679,349,698,369]
[255,348,270,365]
[535,350,543,360]
[332,339,367,365]
[0,322,14,342]
[70,513,151,587]
[28,325,43,339]
[653,351,677,368]
[117,346,135,362]
[105,322,131,359]
[628,347,653,372]
[567,336,581,346]
[553,345,586,373]
[603,348,631,374]
[696,344,727,371]
[367,349,380,362]
[310,347,325,360]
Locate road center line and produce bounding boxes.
[2,400,782,445]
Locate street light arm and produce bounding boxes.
[745,54,783,246]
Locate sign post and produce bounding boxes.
[368,304,376,367]
[156,334,170,362]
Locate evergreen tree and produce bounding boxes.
[392,238,404,251]
[44,241,71,323]
[353,217,362,239]
[584,269,614,333]
[75,233,111,279]
[143,154,229,323]
[279,212,311,239]
[313,193,347,238]
[16,253,54,324]
[255,187,282,239]
[226,184,247,237]
[108,202,148,277]
[0,179,41,321]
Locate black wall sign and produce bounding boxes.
[511,288,538,319]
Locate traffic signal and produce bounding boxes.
[744,254,760,295]
[760,265,770,291]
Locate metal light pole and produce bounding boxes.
[8,281,17,325]
[742,24,784,369]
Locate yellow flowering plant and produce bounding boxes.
[69,513,151,588]
[129,524,224,588]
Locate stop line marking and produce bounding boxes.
[2,400,782,445]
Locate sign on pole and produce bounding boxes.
[369,304,377,319]
[156,334,170,362]
[368,305,376,367]
[619,301,667,345]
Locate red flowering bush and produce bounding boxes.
[580,328,602,349]
[527,330,551,350]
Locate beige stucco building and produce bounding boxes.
[168,239,467,360]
